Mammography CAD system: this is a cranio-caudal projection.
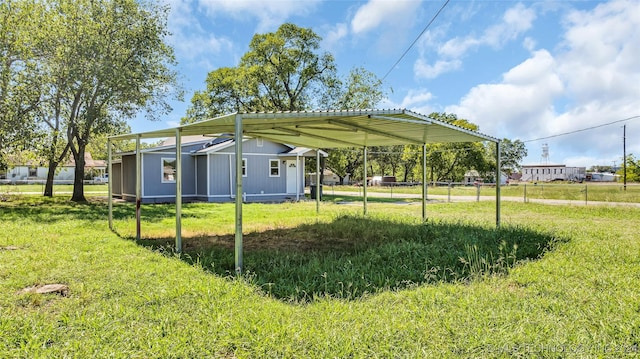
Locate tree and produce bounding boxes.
[36,0,178,202]
[323,67,385,183]
[0,0,46,170]
[399,113,489,183]
[488,138,527,176]
[183,23,338,124]
[618,154,640,182]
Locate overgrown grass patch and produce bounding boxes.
[151,214,561,302]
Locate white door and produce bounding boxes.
[286,160,297,194]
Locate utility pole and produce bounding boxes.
[623,124,627,191]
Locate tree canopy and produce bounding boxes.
[2,0,178,200]
[0,0,46,170]
[183,23,341,124]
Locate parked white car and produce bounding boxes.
[94,174,109,183]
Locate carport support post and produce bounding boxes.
[422,144,427,222]
[496,140,501,227]
[234,115,243,274]
[107,139,113,230]
[315,150,320,214]
[363,147,368,215]
[135,134,141,241]
[175,129,182,253]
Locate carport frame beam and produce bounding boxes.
[234,114,244,274]
[175,129,182,253]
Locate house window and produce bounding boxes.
[162,158,176,183]
[257,138,264,147]
[242,158,247,177]
[29,167,37,177]
[269,159,280,177]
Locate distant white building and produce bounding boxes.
[586,172,619,182]
[1,152,106,183]
[521,164,586,182]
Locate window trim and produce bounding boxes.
[242,158,247,177]
[269,159,280,177]
[161,157,176,183]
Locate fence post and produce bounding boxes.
[476,183,481,202]
[448,182,451,202]
[524,183,527,203]
[585,184,588,205]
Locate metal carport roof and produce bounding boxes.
[108,108,502,273]
[109,108,498,145]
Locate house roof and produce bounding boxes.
[160,135,219,146]
[279,147,328,157]
[109,109,498,148]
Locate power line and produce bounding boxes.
[380,0,451,82]
[523,115,640,143]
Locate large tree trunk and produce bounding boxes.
[43,140,69,197]
[43,159,58,197]
[71,144,87,202]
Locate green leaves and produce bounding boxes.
[183,23,340,124]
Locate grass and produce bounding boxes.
[1,195,640,357]
[0,183,107,198]
[329,182,640,203]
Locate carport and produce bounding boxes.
[108,109,501,273]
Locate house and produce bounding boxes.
[1,152,106,183]
[464,170,482,185]
[111,135,327,203]
[464,170,508,185]
[521,164,586,182]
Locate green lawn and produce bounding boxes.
[3,182,640,203]
[327,183,640,203]
[0,183,108,196]
[1,195,639,357]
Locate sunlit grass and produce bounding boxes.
[330,183,640,202]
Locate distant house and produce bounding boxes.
[521,164,586,182]
[111,135,327,203]
[464,170,508,185]
[464,170,482,185]
[1,153,105,183]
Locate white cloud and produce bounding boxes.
[323,23,349,51]
[351,0,421,34]
[446,0,640,167]
[164,0,235,63]
[416,3,536,79]
[198,0,321,32]
[446,49,563,138]
[483,3,536,48]
[558,0,640,104]
[414,58,461,79]
[400,89,434,108]
[380,89,435,115]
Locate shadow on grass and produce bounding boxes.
[0,196,185,224]
[139,214,564,302]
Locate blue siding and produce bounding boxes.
[111,162,122,196]
[142,152,196,197]
[114,138,308,203]
[121,155,136,199]
[196,156,207,196]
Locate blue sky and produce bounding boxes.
[133,0,640,168]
